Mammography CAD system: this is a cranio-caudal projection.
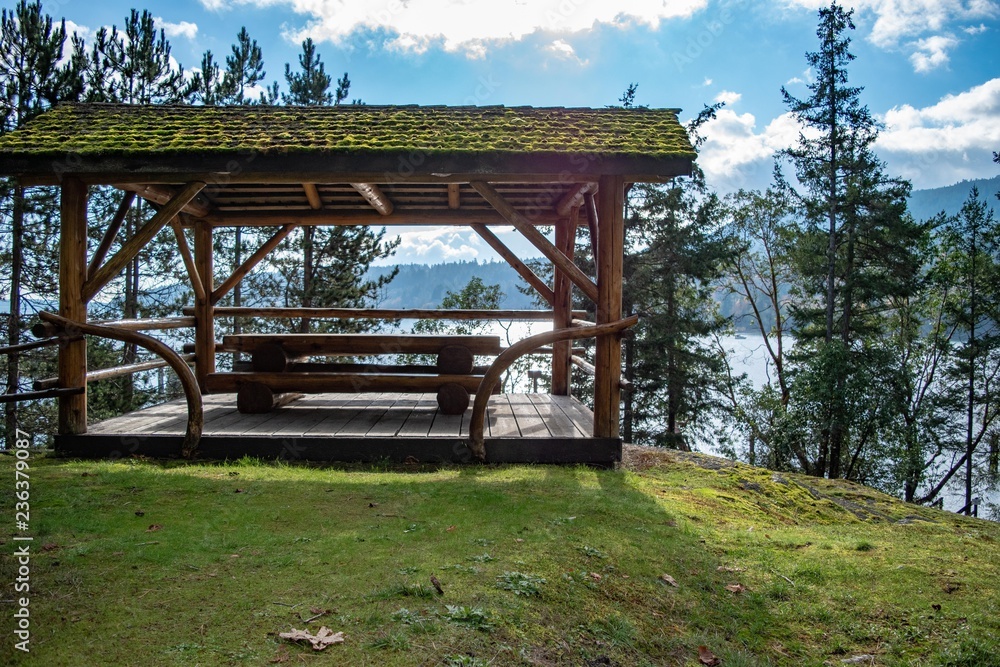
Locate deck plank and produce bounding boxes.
[487,394,520,437]
[528,393,584,438]
[507,393,549,437]
[396,395,438,437]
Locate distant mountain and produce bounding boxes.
[368,260,540,309]
[907,175,999,222]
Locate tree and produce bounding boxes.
[778,2,925,478]
[223,27,267,105]
[0,0,85,448]
[276,40,395,333]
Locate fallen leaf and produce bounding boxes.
[234,488,244,493]
[446,525,456,532]
[932,603,942,611]
[589,572,602,581]
[309,606,325,615]
[278,626,345,651]
[430,575,444,595]
[717,566,744,573]
[368,502,378,508]
[42,543,59,552]
[146,524,162,532]
[841,655,875,665]
[660,574,679,587]
[698,645,721,666]
[134,510,145,517]
[725,583,746,594]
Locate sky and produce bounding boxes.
[13,0,1000,264]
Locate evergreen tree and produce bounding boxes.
[0,0,85,448]
[276,40,396,333]
[222,27,266,105]
[779,2,925,478]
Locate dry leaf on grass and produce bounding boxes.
[430,575,444,595]
[717,565,744,573]
[725,583,746,593]
[660,574,679,587]
[146,524,162,532]
[278,626,344,651]
[698,645,722,666]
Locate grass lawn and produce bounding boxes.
[1,447,998,666]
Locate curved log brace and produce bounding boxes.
[38,311,204,458]
[467,314,639,461]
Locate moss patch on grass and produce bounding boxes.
[1,450,998,666]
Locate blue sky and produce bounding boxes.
[17,0,1000,263]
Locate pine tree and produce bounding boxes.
[0,0,85,448]
[779,2,925,478]
[222,27,266,105]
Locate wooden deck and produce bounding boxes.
[55,393,621,465]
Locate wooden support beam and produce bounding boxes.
[552,208,579,396]
[87,191,135,279]
[83,181,206,302]
[206,372,487,395]
[470,181,598,304]
[471,224,555,307]
[171,220,206,303]
[59,176,88,435]
[211,224,295,304]
[351,182,394,215]
[34,354,196,390]
[190,306,583,321]
[555,182,597,217]
[447,183,461,209]
[594,175,625,439]
[302,182,323,210]
[221,333,501,356]
[116,183,212,217]
[197,209,561,228]
[33,316,194,338]
[194,220,215,391]
[584,191,600,264]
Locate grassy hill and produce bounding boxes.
[2,449,998,666]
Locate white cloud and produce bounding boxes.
[909,34,959,71]
[697,109,803,191]
[964,22,989,33]
[714,90,741,105]
[876,77,1000,188]
[63,20,94,44]
[785,67,813,86]
[198,0,708,57]
[702,77,713,86]
[389,227,483,264]
[785,0,998,71]
[154,17,199,40]
[545,39,589,65]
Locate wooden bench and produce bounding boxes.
[209,334,503,415]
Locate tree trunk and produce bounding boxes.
[965,224,977,515]
[622,333,634,444]
[4,186,25,447]
[299,226,314,333]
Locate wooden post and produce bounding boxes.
[194,220,215,391]
[594,175,624,438]
[59,176,88,434]
[552,208,578,395]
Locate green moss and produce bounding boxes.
[0,103,696,160]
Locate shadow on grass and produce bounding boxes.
[0,455,780,666]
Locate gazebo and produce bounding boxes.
[0,103,694,464]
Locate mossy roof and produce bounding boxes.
[0,103,695,180]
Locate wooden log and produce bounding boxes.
[194,220,215,391]
[471,224,555,306]
[190,306,582,321]
[34,354,196,390]
[302,183,323,209]
[436,383,470,415]
[594,175,625,439]
[570,355,596,376]
[40,310,204,457]
[222,333,502,356]
[351,183,394,215]
[555,182,596,217]
[584,191,600,263]
[467,315,639,460]
[0,336,67,355]
[236,382,303,414]
[87,191,135,279]
[211,223,296,305]
[205,372,490,394]
[116,183,212,217]
[197,209,562,228]
[269,361,489,375]
[447,183,461,209]
[32,316,195,338]
[251,342,305,372]
[0,387,85,404]
[83,181,206,302]
[552,210,578,396]
[470,181,598,303]
[437,345,474,375]
[59,176,88,435]
[171,220,206,303]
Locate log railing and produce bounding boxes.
[37,311,204,458]
[182,307,586,321]
[467,314,639,461]
[0,335,85,404]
